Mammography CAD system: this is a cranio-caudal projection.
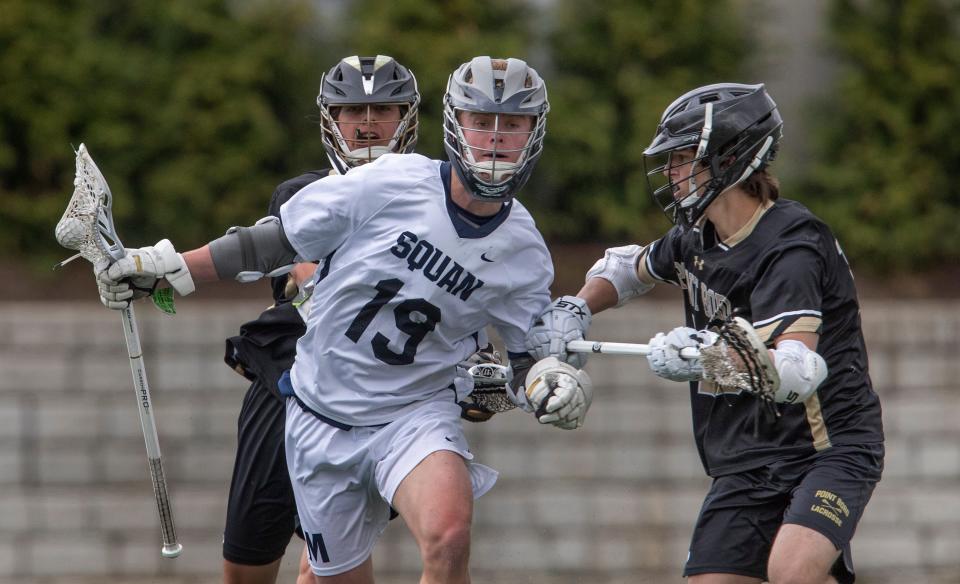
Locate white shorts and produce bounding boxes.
[285,398,498,576]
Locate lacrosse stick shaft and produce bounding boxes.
[566,339,699,359]
[120,304,182,559]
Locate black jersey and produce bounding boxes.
[644,198,884,477]
[223,169,330,400]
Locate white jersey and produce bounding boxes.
[280,153,553,426]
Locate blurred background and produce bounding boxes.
[1,0,959,582]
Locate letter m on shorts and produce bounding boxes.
[304,529,331,563]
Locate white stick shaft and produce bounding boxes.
[120,305,182,559]
[566,339,700,359]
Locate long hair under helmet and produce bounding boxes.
[317,55,419,175]
[643,83,783,228]
[443,57,549,202]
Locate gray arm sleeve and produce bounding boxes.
[208,217,298,282]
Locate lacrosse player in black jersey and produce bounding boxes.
[530,84,884,584]
[220,55,420,584]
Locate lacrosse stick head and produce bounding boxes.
[54,144,126,265]
[699,316,781,408]
[467,362,517,414]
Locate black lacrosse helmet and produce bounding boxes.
[317,55,420,175]
[643,83,783,228]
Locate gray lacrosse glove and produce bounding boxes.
[96,239,195,310]
[647,326,719,382]
[525,296,592,369]
[524,357,593,430]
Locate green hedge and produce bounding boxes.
[802,0,960,273]
[0,0,329,263]
[2,0,954,275]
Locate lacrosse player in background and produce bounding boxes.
[219,55,421,584]
[530,83,884,584]
[96,56,592,584]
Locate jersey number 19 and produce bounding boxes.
[345,278,441,365]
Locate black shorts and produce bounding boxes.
[683,443,884,583]
[222,379,300,565]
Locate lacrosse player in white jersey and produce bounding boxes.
[96,56,593,584]
[221,55,420,584]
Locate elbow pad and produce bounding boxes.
[585,244,654,307]
[771,340,828,404]
[208,216,298,283]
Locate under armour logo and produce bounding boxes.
[693,256,705,270]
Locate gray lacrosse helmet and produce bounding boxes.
[443,57,549,202]
[643,83,783,228]
[317,55,420,175]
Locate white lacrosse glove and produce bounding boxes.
[524,357,593,430]
[525,296,592,369]
[585,244,654,307]
[95,239,195,310]
[647,326,719,382]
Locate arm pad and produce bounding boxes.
[771,339,828,404]
[208,216,298,282]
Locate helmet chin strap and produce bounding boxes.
[470,159,521,183]
[685,133,776,224]
[344,145,391,162]
[733,135,774,185]
[708,133,777,203]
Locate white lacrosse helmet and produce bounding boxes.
[442,56,549,202]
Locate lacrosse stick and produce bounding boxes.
[54,144,182,559]
[567,317,781,409]
[566,340,699,358]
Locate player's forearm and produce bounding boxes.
[182,245,220,283]
[576,278,619,315]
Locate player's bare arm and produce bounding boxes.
[182,245,218,282]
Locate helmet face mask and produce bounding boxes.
[643,83,783,228]
[447,109,540,192]
[324,103,411,168]
[644,148,718,225]
[443,57,549,202]
[318,56,419,174]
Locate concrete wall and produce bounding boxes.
[1,300,959,584]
